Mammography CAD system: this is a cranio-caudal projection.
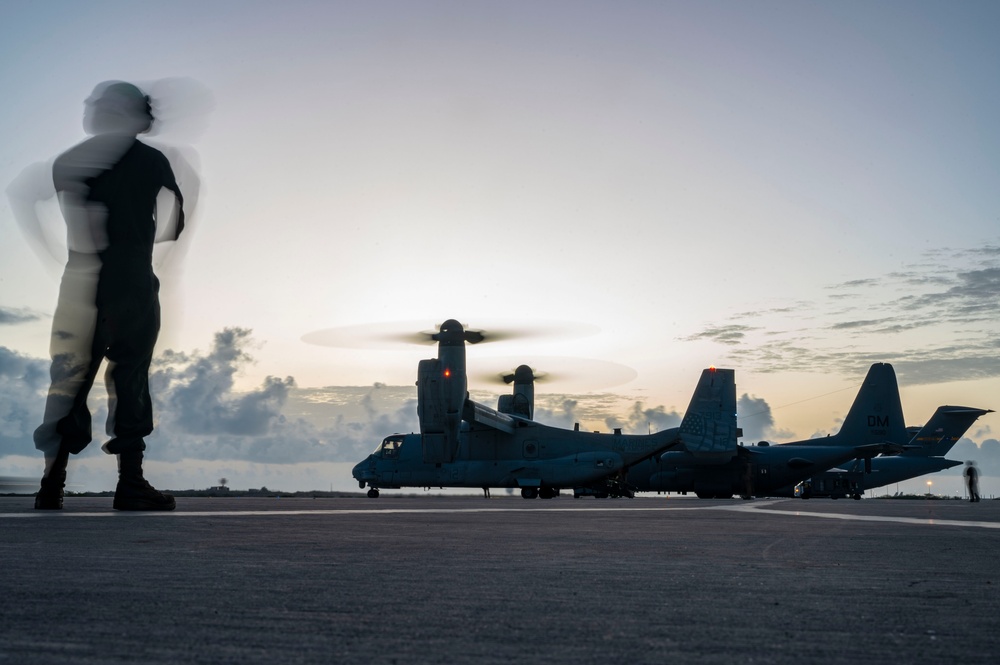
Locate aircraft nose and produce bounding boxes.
[352,457,375,484]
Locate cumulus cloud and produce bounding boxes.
[0,347,50,456]
[950,438,1000,478]
[531,391,629,428]
[145,328,418,464]
[605,401,682,435]
[737,393,795,442]
[152,328,295,437]
[0,329,421,469]
[531,398,580,430]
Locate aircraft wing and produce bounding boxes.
[464,401,517,434]
[853,442,906,457]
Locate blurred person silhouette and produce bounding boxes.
[6,81,198,510]
[964,461,980,503]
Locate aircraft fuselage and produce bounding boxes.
[353,419,679,493]
[627,443,885,498]
[771,455,963,498]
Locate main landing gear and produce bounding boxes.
[367,488,380,498]
[520,487,559,499]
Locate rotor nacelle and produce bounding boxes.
[497,364,536,419]
[416,320,473,463]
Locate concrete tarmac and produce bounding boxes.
[2,495,998,664]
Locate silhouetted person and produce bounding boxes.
[9,81,195,510]
[965,461,980,503]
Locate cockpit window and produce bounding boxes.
[376,435,404,458]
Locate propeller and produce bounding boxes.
[470,357,638,390]
[484,365,555,385]
[392,320,527,346]
[502,365,547,384]
[301,319,598,349]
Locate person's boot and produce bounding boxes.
[113,450,175,511]
[35,447,70,510]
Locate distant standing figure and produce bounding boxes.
[965,461,980,503]
[9,81,196,511]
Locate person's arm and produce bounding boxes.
[150,145,201,275]
[158,145,199,242]
[5,160,64,269]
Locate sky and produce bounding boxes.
[1,0,998,495]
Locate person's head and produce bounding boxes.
[83,81,153,136]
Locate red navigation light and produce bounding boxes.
[443,368,451,378]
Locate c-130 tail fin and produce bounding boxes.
[829,363,907,447]
[678,368,739,459]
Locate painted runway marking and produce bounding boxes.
[717,502,1000,529]
[1,505,728,519]
[3,500,1000,528]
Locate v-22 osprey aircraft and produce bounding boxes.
[352,319,740,498]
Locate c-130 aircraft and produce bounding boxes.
[624,363,908,499]
[352,319,740,498]
[778,404,992,499]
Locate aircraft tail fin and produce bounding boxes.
[904,406,992,457]
[678,368,739,458]
[830,363,908,447]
